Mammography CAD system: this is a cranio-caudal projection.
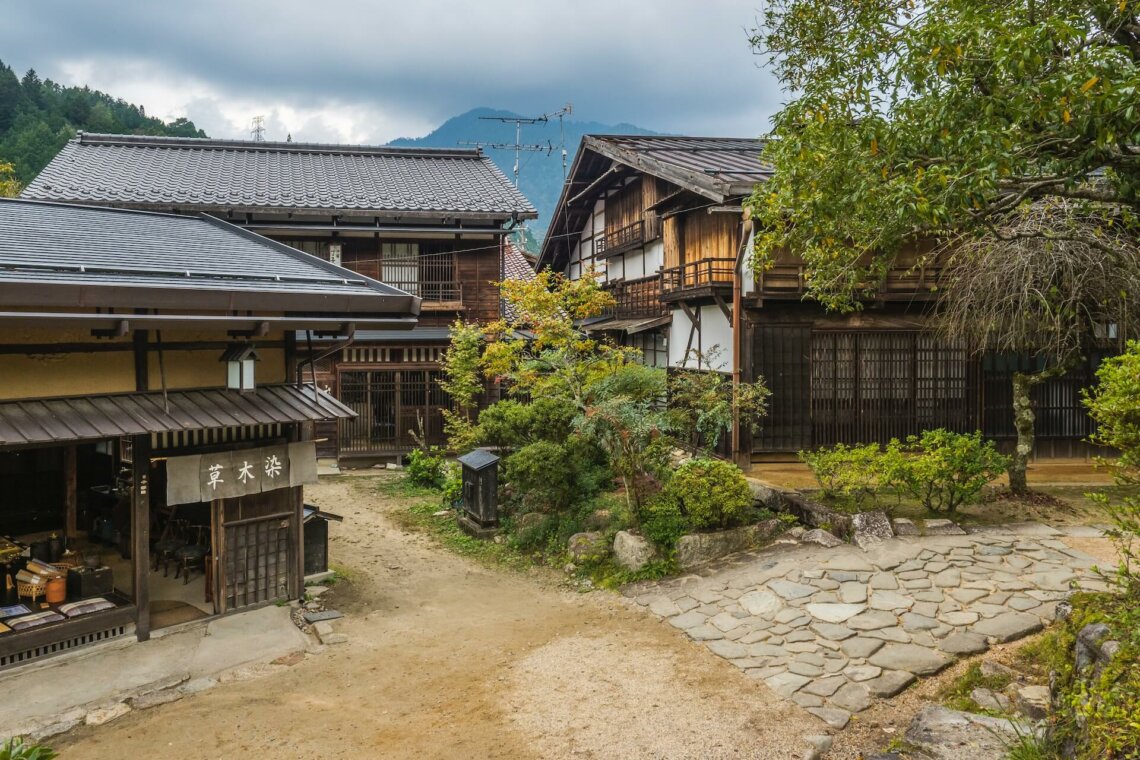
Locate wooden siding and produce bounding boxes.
[605,179,643,236]
[683,210,739,263]
[641,177,672,241]
[663,215,684,270]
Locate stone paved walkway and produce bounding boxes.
[624,523,1109,730]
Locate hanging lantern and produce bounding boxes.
[220,343,259,392]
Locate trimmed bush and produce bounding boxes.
[639,496,689,549]
[891,429,1008,513]
[661,458,753,530]
[799,443,880,505]
[405,446,447,490]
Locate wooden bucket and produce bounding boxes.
[45,576,67,604]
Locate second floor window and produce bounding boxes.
[381,243,420,296]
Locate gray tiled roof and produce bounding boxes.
[586,135,772,197]
[22,133,537,220]
[0,198,418,312]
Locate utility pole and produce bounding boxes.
[250,115,265,142]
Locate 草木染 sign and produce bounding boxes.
[165,441,318,505]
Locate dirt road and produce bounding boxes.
[55,475,816,759]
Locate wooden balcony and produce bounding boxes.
[595,220,645,259]
[754,261,943,301]
[661,258,736,300]
[603,274,668,320]
[378,279,464,310]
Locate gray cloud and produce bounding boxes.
[2,0,782,142]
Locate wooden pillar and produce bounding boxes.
[289,423,306,601]
[131,435,152,642]
[64,445,78,539]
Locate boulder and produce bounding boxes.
[852,511,894,550]
[1012,685,1050,721]
[971,687,1011,712]
[675,520,779,570]
[1075,622,1112,670]
[801,528,844,548]
[922,519,966,536]
[781,492,853,536]
[891,518,920,536]
[749,479,789,510]
[905,705,1031,760]
[612,530,656,571]
[567,531,610,562]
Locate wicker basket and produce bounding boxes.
[17,580,46,604]
[53,555,81,570]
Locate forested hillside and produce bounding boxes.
[0,59,206,188]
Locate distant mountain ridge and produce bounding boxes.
[389,107,658,243]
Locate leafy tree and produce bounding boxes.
[668,347,771,454]
[747,0,1140,311]
[438,319,485,452]
[0,59,207,183]
[0,161,20,197]
[937,198,1140,492]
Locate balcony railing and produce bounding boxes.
[595,220,645,258]
[603,274,668,319]
[661,258,736,294]
[379,279,463,303]
[754,262,943,300]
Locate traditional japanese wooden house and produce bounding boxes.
[22,133,537,463]
[0,198,417,669]
[539,136,1105,465]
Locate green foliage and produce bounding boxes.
[799,443,881,506]
[801,431,1007,513]
[747,0,1140,311]
[405,446,447,490]
[1030,592,1140,759]
[639,495,689,550]
[503,435,609,515]
[0,738,57,760]
[660,458,753,530]
[1084,340,1140,594]
[440,462,462,509]
[476,396,577,452]
[0,60,206,184]
[0,161,19,197]
[938,661,1015,714]
[667,348,771,453]
[890,430,1009,513]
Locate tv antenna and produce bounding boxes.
[250,115,265,142]
[461,103,574,187]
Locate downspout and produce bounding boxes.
[732,214,754,467]
[296,325,356,403]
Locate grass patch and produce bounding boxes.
[393,498,534,572]
[939,662,1016,714]
[375,475,439,499]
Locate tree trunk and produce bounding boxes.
[1008,371,1036,495]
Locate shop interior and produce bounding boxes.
[0,440,216,644]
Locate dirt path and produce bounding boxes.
[54,475,816,759]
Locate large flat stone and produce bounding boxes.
[830,682,873,712]
[841,637,885,659]
[765,671,812,697]
[807,706,851,729]
[868,590,914,611]
[868,644,953,675]
[864,670,916,698]
[923,519,966,536]
[972,612,1044,643]
[811,622,857,641]
[937,632,989,655]
[768,579,818,600]
[905,705,1031,760]
[739,590,782,616]
[805,603,866,623]
[847,610,898,630]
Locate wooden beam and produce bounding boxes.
[713,291,732,323]
[131,435,152,642]
[64,445,77,540]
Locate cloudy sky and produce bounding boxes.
[2,1,783,144]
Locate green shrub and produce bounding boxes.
[661,458,752,530]
[799,443,880,505]
[892,429,1008,513]
[0,738,58,760]
[477,397,579,452]
[440,462,462,508]
[405,446,447,490]
[503,435,609,515]
[639,495,689,549]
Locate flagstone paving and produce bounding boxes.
[624,524,1109,730]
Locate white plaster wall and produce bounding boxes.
[667,304,734,370]
[741,228,757,296]
[643,240,664,273]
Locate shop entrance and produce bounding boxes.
[217,490,296,612]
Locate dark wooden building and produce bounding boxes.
[0,198,416,669]
[540,136,1105,464]
[22,133,537,463]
